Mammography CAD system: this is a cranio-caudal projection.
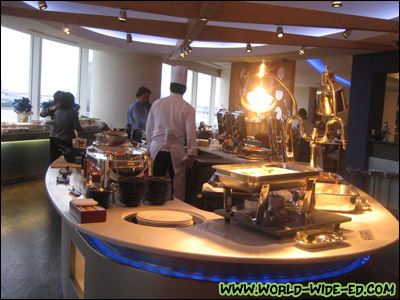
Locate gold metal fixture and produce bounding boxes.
[63,25,71,35]
[331,1,343,8]
[118,9,127,22]
[276,26,284,38]
[126,33,132,43]
[316,66,349,116]
[342,29,352,38]
[285,65,348,167]
[38,1,47,10]
[246,43,252,53]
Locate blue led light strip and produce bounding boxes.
[306,59,351,86]
[82,233,369,283]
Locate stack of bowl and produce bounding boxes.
[118,177,146,206]
[146,177,172,205]
[86,186,115,208]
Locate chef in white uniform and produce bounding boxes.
[146,66,197,201]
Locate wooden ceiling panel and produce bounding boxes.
[73,1,399,33]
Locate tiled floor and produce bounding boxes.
[1,180,62,299]
[1,180,399,299]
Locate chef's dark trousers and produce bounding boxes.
[153,151,174,198]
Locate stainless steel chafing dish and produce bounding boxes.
[314,182,359,212]
[237,145,272,160]
[213,162,320,193]
[86,145,152,188]
[213,162,352,238]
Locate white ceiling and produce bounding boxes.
[1,1,398,86]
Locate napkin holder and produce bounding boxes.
[69,201,106,223]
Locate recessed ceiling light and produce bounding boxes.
[331,1,343,8]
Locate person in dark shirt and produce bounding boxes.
[54,92,82,156]
[40,90,63,163]
[198,121,206,130]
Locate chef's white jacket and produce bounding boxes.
[146,93,197,200]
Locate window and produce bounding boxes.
[1,26,91,123]
[185,70,193,105]
[1,27,31,123]
[213,77,221,127]
[87,50,93,114]
[195,73,212,126]
[40,39,80,107]
[160,64,220,129]
[160,63,172,98]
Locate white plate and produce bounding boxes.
[136,210,193,226]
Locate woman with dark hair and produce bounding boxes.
[40,90,63,163]
[126,86,152,131]
[54,92,82,157]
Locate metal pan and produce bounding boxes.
[213,162,320,193]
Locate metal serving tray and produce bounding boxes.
[314,182,359,212]
[213,162,320,193]
[237,146,272,160]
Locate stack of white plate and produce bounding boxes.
[136,210,193,227]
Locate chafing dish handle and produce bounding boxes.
[255,184,270,224]
[302,178,317,214]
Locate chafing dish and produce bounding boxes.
[237,145,272,160]
[213,162,320,193]
[86,145,152,188]
[213,162,352,238]
[314,182,359,212]
[317,172,344,183]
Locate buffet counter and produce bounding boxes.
[197,146,261,164]
[1,129,100,186]
[46,165,399,298]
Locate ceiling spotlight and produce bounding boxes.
[342,29,352,38]
[187,44,193,53]
[118,9,127,22]
[200,18,208,22]
[180,48,185,58]
[63,25,71,35]
[331,1,343,8]
[126,33,132,43]
[298,46,306,55]
[38,1,47,10]
[246,43,252,53]
[276,26,284,38]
